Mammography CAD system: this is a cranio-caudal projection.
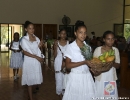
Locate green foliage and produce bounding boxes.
[80,44,93,60]
[124,24,130,40]
[47,39,54,45]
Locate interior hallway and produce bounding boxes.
[0,53,130,100]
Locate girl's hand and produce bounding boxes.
[17,50,21,52]
[13,50,17,53]
[85,60,94,67]
[90,68,101,76]
[36,56,44,63]
[39,39,44,47]
[54,40,58,47]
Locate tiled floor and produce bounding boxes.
[0,53,130,100]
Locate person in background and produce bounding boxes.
[117,37,127,52]
[90,31,95,40]
[53,29,69,100]
[90,36,97,52]
[69,37,75,44]
[96,37,103,47]
[10,32,23,81]
[85,36,90,44]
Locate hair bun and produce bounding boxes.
[75,20,84,26]
[24,20,33,28]
[25,20,31,24]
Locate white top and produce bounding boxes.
[11,41,20,50]
[93,46,120,81]
[54,41,69,71]
[57,41,69,56]
[20,33,44,59]
[64,41,91,73]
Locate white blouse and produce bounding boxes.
[64,41,91,73]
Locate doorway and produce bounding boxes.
[0,24,24,53]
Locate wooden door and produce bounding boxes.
[120,52,130,89]
[43,24,57,39]
[34,24,42,40]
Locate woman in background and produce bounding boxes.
[10,32,23,81]
[54,29,69,100]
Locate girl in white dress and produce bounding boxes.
[93,31,120,100]
[10,32,23,81]
[62,20,97,100]
[21,21,44,100]
[54,29,68,99]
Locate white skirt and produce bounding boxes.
[10,51,23,69]
[54,54,64,95]
[63,73,69,90]
[62,71,97,100]
[22,57,43,86]
[55,72,64,95]
[95,68,118,100]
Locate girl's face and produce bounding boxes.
[14,33,19,40]
[103,34,115,47]
[59,30,67,39]
[25,24,34,34]
[75,26,87,42]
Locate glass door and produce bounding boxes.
[0,24,10,52]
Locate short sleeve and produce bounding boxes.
[64,45,72,59]
[21,37,33,54]
[114,47,120,63]
[93,47,100,58]
[36,37,40,44]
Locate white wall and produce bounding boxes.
[0,0,123,37]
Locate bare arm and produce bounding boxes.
[65,57,93,68]
[54,45,57,59]
[9,42,15,52]
[113,63,120,69]
[23,50,44,63]
[54,41,58,59]
[23,50,37,58]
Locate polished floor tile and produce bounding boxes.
[0,53,130,100]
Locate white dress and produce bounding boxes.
[93,46,120,100]
[62,41,97,100]
[20,34,44,86]
[54,41,69,95]
[10,41,23,69]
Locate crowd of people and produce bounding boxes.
[9,20,130,100]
